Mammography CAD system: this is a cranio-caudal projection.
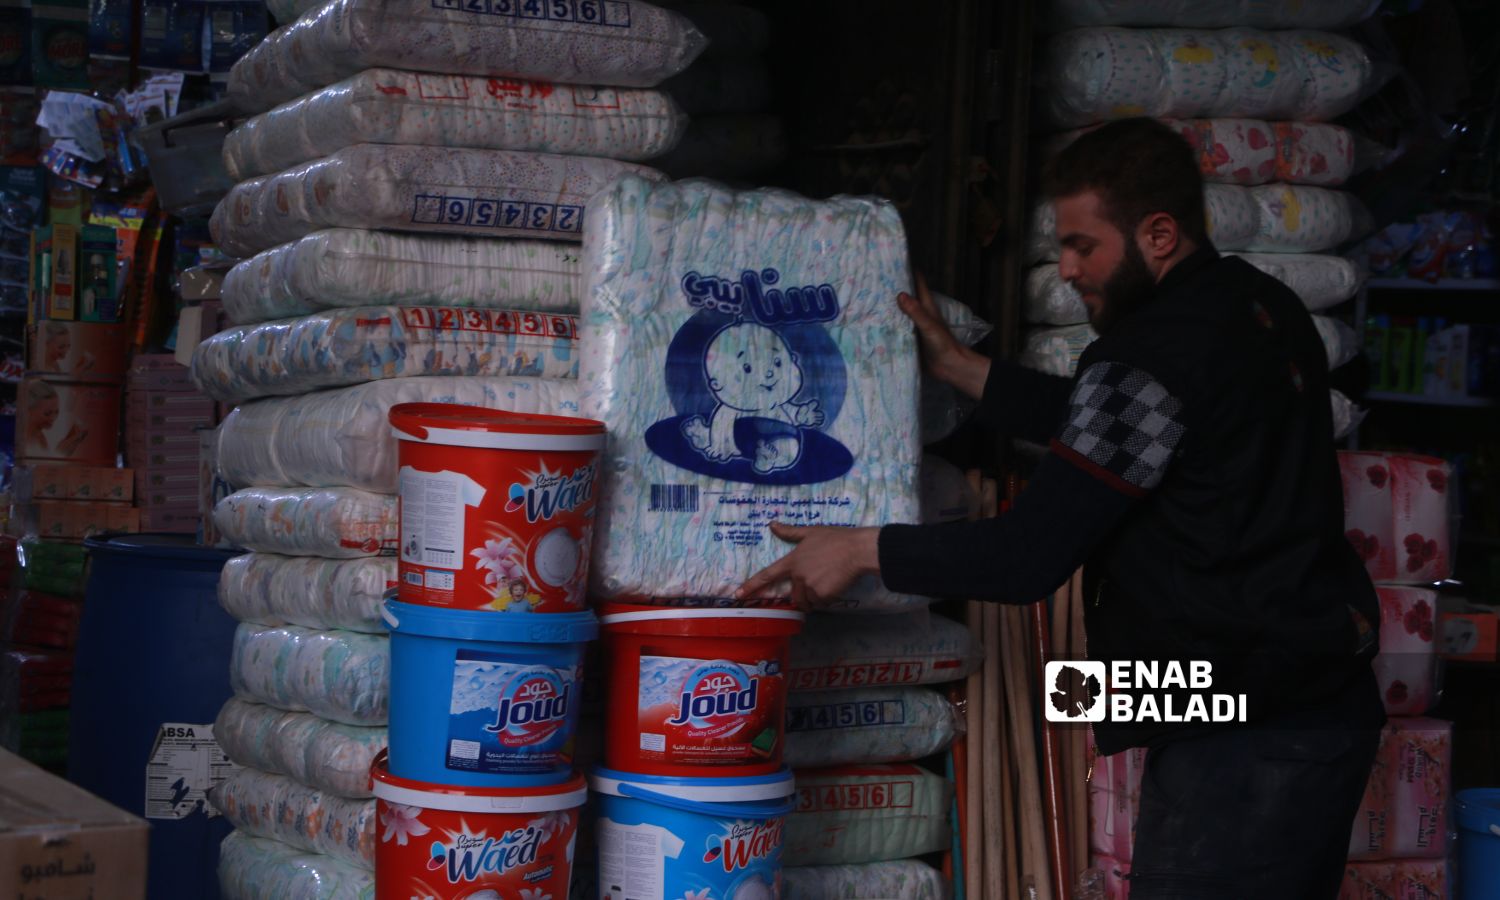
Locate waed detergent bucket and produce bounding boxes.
[389,403,605,614]
[384,598,596,786]
[591,766,795,900]
[371,750,585,900]
[600,605,804,776]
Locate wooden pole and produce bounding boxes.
[1002,603,1052,900]
[979,478,1005,900]
[1069,569,1089,878]
[1032,598,1070,899]
[964,471,986,900]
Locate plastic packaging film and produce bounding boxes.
[227,0,708,113]
[218,553,393,633]
[210,767,376,869]
[213,486,398,558]
[784,764,954,866]
[216,375,581,492]
[215,697,387,799]
[229,622,389,726]
[784,860,949,900]
[218,831,374,900]
[785,686,959,767]
[789,612,984,692]
[191,305,580,403]
[209,144,666,258]
[220,230,582,326]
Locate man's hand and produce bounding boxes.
[898,273,990,401]
[735,523,881,607]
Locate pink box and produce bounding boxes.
[1339,862,1394,899]
[1088,746,1148,861]
[1393,858,1447,899]
[1390,455,1452,583]
[1375,587,1440,716]
[1340,452,1396,582]
[1348,725,1395,860]
[1391,718,1453,859]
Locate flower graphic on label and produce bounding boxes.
[527,810,572,842]
[380,804,430,845]
[1426,468,1447,493]
[519,889,553,900]
[677,889,713,900]
[472,537,524,584]
[1345,528,1380,561]
[1403,533,1440,573]
[1366,465,1388,488]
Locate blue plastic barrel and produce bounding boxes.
[1457,788,1500,900]
[69,533,239,900]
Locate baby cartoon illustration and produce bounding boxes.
[682,321,823,474]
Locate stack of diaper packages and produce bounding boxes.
[576,174,985,898]
[1024,10,1383,442]
[1086,741,1149,896]
[1336,450,1456,895]
[652,2,787,180]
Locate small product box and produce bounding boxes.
[28,320,129,377]
[29,222,78,321]
[77,224,118,322]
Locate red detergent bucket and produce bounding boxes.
[390,403,605,614]
[600,604,804,777]
[370,751,584,899]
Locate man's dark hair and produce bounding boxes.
[1042,117,1209,247]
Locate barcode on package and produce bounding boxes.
[411,194,584,235]
[650,484,699,513]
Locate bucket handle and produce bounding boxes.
[382,604,400,630]
[1492,824,1500,838]
[617,782,797,819]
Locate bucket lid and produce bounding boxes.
[589,766,795,804]
[371,751,587,813]
[383,598,598,644]
[389,403,605,451]
[1456,788,1500,835]
[599,605,804,627]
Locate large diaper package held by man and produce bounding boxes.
[221,230,583,326]
[224,69,685,180]
[209,144,665,258]
[227,0,708,112]
[579,176,921,601]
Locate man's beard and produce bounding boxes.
[1088,240,1157,335]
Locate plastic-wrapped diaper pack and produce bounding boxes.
[229,622,389,725]
[191,305,580,403]
[1373,586,1439,716]
[210,767,376,869]
[214,487,398,558]
[221,230,582,326]
[785,860,949,900]
[209,144,665,258]
[579,175,920,601]
[1040,28,1374,129]
[225,69,686,181]
[786,687,959,768]
[1048,119,1355,187]
[1024,253,1362,325]
[217,376,581,492]
[1045,0,1377,30]
[785,764,953,866]
[1338,452,1453,585]
[227,0,707,113]
[790,613,983,692]
[218,831,374,900]
[219,553,392,633]
[215,698,387,799]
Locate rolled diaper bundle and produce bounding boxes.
[218,831,375,900]
[229,622,389,726]
[227,0,707,112]
[219,553,391,633]
[224,69,686,180]
[785,764,954,866]
[221,231,583,326]
[214,487,398,558]
[217,376,581,492]
[209,144,666,258]
[785,860,949,900]
[579,175,920,601]
[790,613,984,692]
[191,305,580,403]
[785,687,959,767]
[1041,28,1374,129]
[215,698,387,799]
[210,767,376,869]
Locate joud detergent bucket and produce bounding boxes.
[600,605,803,777]
[390,403,605,614]
[371,750,586,900]
[385,598,596,786]
[591,766,796,900]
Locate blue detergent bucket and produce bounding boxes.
[1457,788,1500,900]
[591,766,796,900]
[384,598,596,787]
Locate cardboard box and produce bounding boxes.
[12,465,132,503]
[76,225,118,323]
[137,508,199,533]
[125,354,192,391]
[17,378,121,467]
[27,321,129,378]
[29,223,78,321]
[0,747,147,900]
[124,446,198,469]
[27,501,139,540]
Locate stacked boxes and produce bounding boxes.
[125,355,214,533]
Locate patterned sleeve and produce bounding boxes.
[1049,361,1186,497]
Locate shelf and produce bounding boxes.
[1365,391,1498,408]
[1367,278,1500,292]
